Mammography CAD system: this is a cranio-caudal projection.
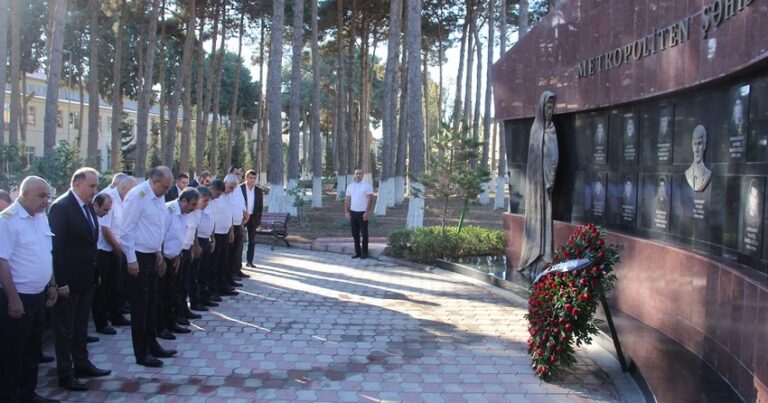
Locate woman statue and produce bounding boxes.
[518,91,558,275]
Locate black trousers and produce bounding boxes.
[0,291,45,401]
[52,283,94,379]
[126,252,161,360]
[175,249,191,316]
[192,237,212,303]
[92,250,123,328]
[229,225,244,277]
[245,217,259,264]
[213,233,230,293]
[350,211,369,256]
[158,257,179,332]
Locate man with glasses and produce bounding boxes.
[344,170,374,259]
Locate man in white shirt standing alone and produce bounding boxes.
[344,169,374,259]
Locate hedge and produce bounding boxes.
[387,225,504,263]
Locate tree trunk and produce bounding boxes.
[495,0,509,210]
[451,20,467,130]
[209,1,227,175]
[9,0,21,147]
[179,5,198,176]
[358,23,370,177]
[267,0,287,211]
[346,0,357,180]
[78,78,85,152]
[394,7,408,205]
[110,0,127,173]
[43,0,68,160]
[288,0,304,216]
[310,0,322,208]
[87,0,100,165]
[373,0,402,216]
[200,3,220,175]
[463,4,474,131]
[335,0,348,197]
[0,0,8,161]
[520,0,529,35]
[480,0,494,205]
[227,8,245,171]
[405,0,424,229]
[258,16,268,182]
[166,0,196,169]
[194,15,206,175]
[437,2,443,126]
[422,50,430,173]
[472,18,482,170]
[157,0,167,166]
[135,0,161,177]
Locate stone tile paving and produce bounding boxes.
[37,245,640,402]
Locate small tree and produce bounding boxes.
[417,122,490,234]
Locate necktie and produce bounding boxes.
[83,204,95,231]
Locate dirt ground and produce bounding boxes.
[285,193,507,243]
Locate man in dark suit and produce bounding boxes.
[165,173,189,202]
[241,170,263,270]
[49,168,111,392]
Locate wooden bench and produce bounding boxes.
[255,212,290,250]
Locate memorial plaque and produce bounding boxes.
[653,175,671,232]
[620,174,637,225]
[622,113,638,164]
[747,76,768,163]
[691,185,712,243]
[593,116,608,165]
[728,84,750,161]
[657,104,674,164]
[739,177,764,256]
[585,172,606,223]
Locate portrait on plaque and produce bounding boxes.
[622,114,638,163]
[654,175,670,231]
[657,105,674,163]
[591,172,606,219]
[621,175,637,224]
[728,84,750,160]
[685,125,712,192]
[593,117,607,164]
[740,177,764,256]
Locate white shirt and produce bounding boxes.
[120,180,168,263]
[0,201,53,294]
[212,195,233,234]
[182,210,200,250]
[163,200,185,259]
[229,190,247,226]
[346,181,373,212]
[97,186,121,252]
[197,203,215,238]
[244,184,256,214]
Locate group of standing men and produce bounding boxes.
[0,165,264,403]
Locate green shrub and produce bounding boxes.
[387,226,504,263]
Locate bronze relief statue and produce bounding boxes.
[519,91,558,275]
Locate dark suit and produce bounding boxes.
[164,185,181,202]
[242,184,264,265]
[49,190,99,380]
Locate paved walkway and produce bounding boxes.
[37,245,640,402]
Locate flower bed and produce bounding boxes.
[526,224,621,379]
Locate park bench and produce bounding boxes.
[255,212,291,250]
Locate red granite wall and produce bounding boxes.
[503,213,768,402]
[492,0,768,120]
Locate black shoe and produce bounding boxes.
[39,353,55,363]
[158,329,176,340]
[136,355,163,367]
[220,289,238,296]
[111,316,131,326]
[210,294,223,302]
[58,377,88,391]
[20,392,59,403]
[96,325,116,335]
[74,365,111,378]
[176,317,191,326]
[185,311,202,319]
[86,335,99,343]
[237,270,251,278]
[169,323,191,334]
[228,280,243,287]
[203,299,219,307]
[361,255,368,260]
[150,347,177,358]
[245,263,255,268]
[190,303,209,312]
[352,254,361,259]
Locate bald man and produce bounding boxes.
[0,176,59,403]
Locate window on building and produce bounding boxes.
[27,106,36,126]
[26,146,35,162]
[3,103,8,125]
[69,112,80,130]
[57,109,63,128]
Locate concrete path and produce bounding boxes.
[37,244,640,402]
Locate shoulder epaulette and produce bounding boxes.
[168,204,176,213]
[0,208,14,218]
[139,190,147,198]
